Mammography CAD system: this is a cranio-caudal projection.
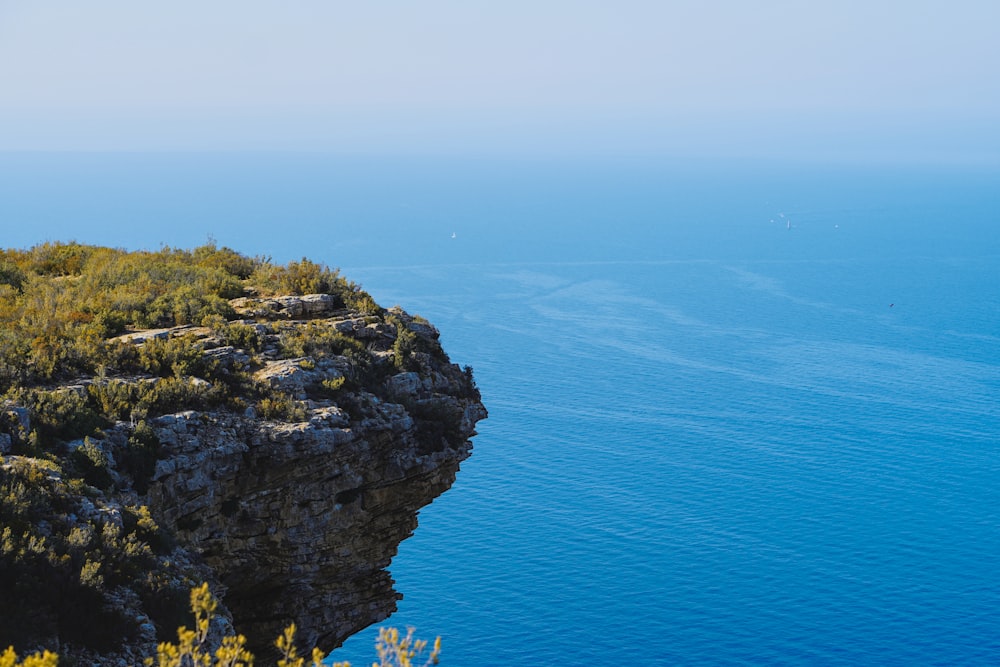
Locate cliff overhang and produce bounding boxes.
[0,250,485,664]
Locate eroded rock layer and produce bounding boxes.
[147,359,483,656]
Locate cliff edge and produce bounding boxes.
[0,244,486,664]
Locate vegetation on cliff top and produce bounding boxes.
[0,241,375,388]
[0,242,470,660]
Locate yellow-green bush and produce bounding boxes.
[256,392,308,422]
[219,321,264,354]
[0,261,26,293]
[0,646,58,667]
[249,258,341,297]
[144,583,439,667]
[278,323,365,362]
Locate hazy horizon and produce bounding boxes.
[2,2,998,162]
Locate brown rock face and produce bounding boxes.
[146,398,482,656]
[143,310,486,657]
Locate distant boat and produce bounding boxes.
[451,232,457,239]
[787,219,791,230]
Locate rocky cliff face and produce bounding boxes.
[0,297,485,663]
[144,331,485,657]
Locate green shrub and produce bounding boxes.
[389,316,418,372]
[320,376,346,394]
[0,330,29,391]
[0,261,26,293]
[250,258,345,297]
[123,421,161,495]
[257,392,308,422]
[68,437,114,490]
[346,292,381,316]
[278,323,366,362]
[88,379,141,422]
[135,376,226,416]
[27,241,94,277]
[220,321,264,353]
[192,244,261,280]
[19,388,105,445]
[138,334,215,379]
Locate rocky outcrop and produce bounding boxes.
[145,367,484,657]
[253,357,348,399]
[0,298,485,663]
[229,294,341,320]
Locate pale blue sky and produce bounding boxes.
[1,1,998,159]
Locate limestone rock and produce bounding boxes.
[254,358,347,400]
[230,294,340,320]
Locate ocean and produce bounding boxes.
[2,154,998,664]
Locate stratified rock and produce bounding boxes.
[145,390,478,656]
[140,323,485,657]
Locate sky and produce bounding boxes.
[1,1,998,160]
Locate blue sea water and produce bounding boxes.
[2,154,999,664]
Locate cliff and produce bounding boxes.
[144,306,486,657]
[0,245,485,664]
